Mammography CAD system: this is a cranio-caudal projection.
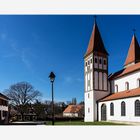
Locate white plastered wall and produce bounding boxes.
[84,54,95,122]
[98,96,140,122]
[0,105,8,120]
[111,70,140,93]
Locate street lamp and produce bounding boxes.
[49,72,56,125]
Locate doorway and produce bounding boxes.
[101,104,107,121]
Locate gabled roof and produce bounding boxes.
[124,34,140,67]
[84,21,108,58]
[63,105,84,113]
[99,88,140,102]
[109,61,140,80]
[0,93,9,100]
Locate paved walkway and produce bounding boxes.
[10,121,46,125]
[108,120,140,125]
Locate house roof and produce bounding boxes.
[0,93,9,100]
[109,61,140,80]
[63,105,84,113]
[124,34,140,67]
[84,21,108,58]
[99,88,140,102]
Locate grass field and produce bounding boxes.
[46,121,126,125]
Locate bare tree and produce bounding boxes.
[4,81,41,121]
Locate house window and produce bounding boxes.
[99,59,102,64]
[137,79,140,88]
[88,61,90,65]
[88,108,90,113]
[110,103,114,116]
[125,82,129,90]
[95,58,97,63]
[104,59,106,65]
[121,101,126,116]
[3,111,7,117]
[115,85,118,93]
[85,62,87,66]
[135,100,140,116]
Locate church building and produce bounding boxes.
[84,19,140,123]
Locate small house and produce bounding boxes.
[63,105,84,117]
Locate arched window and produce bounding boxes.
[125,82,129,90]
[115,85,118,93]
[101,104,107,121]
[90,59,92,63]
[137,79,140,88]
[95,58,97,63]
[135,100,140,116]
[99,59,102,64]
[104,59,106,65]
[110,103,114,116]
[121,101,126,116]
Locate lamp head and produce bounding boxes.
[49,72,56,82]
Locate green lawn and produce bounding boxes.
[46,121,126,125]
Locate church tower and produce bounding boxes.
[84,19,109,122]
[124,34,140,68]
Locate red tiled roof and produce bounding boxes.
[63,105,84,113]
[109,62,140,80]
[84,21,108,57]
[99,88,140,102]
[124,35,140,66]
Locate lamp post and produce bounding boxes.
[49,72,56,125]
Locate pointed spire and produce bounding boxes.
[84,18,108,57]
[124,34,140,67]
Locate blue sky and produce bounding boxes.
[0,15,140,103]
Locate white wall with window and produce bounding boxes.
[111,70,140,93]
[125,82,129,90]
[115,85,118,93]
[137,79,140,88]
[98,96,140,122]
